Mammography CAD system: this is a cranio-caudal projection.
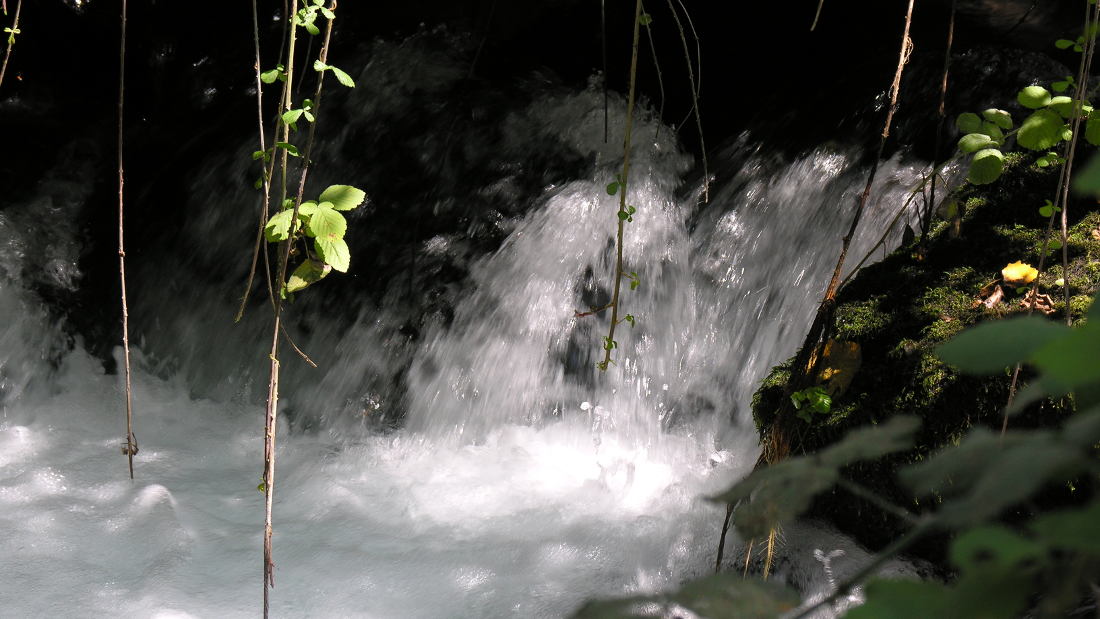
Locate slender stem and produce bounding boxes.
[838,478,919,526]
[920,0,956,246]
[264,3,300,612]
[601,0,608,143]
[641,2,665,139]
[117,0,137,481]
[0,0,21,89]
[600,0,644,371]
[810,0,826,30]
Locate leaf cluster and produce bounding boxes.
[264,184,366,294]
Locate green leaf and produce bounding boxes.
[321,7,335,19]
[936,315,1070,374]
[623,314,635,327]
[967,148,1004,185]
[305,204,347,239]
[950,526,1045,574]
[265,209,297,242]
[606,181,620,195]
[318,184,366,211]
[1017,109,1065,151]
[638,13,652,26]
[1031,499,1100,554]
[1055,38,1076,50]
[315,236,351,272]
[285,259,331,293]
[1018,85,1052,109]
[958,133,995,153]
[955,112,982,134]
[313,59,329,72]
[1052,80,1070,93]
[254,177,264,190]
[629,279,639,291]
[980,108,1013,130]
[710,458,839,539]
[1048,95,1077,119]
[1031,323,1100,392]
[1039,204,1054,217]
[305,21,321,35]
[980,121,1005,143]
[330,66,356,88]
[1072,152,1100,194]
[818,415,920,468]
[275,141,301,157]
[1085,116,1100,147]
[282,108,304,125]
[260,69,281,84]
[571,575,799,619]
[303,111,315,123]
[846,580,952,619]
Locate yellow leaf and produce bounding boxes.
[1001,261,1038,285]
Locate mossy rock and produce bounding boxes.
[749,159,1099,563]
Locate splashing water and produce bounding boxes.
[0,37,936,617]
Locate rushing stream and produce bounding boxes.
[0,34,933,618]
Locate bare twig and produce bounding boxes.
[601,0,608,143]
[810,0,826,31]
[640,2,665,140]
[0,0,21,89]
[665,0,708,202]
[263,3,339,614]
[117,0,137,480]
[920,0,956,247]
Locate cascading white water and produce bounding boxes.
[0,37,936,617]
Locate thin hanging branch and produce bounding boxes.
[1003,0,1099,435]
[0,0,21,89]
[919,0,956,248]
[665,0,709,202]
[810,0,826,31]
[640,2,666,139]
[598,0,644,372]
[262,3,339,614]
[601,0,608,143]
[117,0,137,480]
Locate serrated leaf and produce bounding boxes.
[958,133,995,153]
[285,259,331,293]
[1018,85,1052,109]
[710,458,839,539]
[315,236,350,272]
[936,315,1069,374]
[1031,323,1100,392]
[950,526,1045,574]
[1017,109,1065,151]
[846,579,952,619]
[306,204,347,239]
[818,415,920,468]
[265,209,297,242]
[1031,499,1100,554]
[318,184,366,211]
[956,112,982,134]
[968,148,1004,185]
[331,66,355,88]
[981,108,1013,130]
[571,575,799,619]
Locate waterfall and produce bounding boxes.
[0,33,934,617]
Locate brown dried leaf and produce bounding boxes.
[1020,289,1056,315]
[973,283,1005,309]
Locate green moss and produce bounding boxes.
[834,297,891,340]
